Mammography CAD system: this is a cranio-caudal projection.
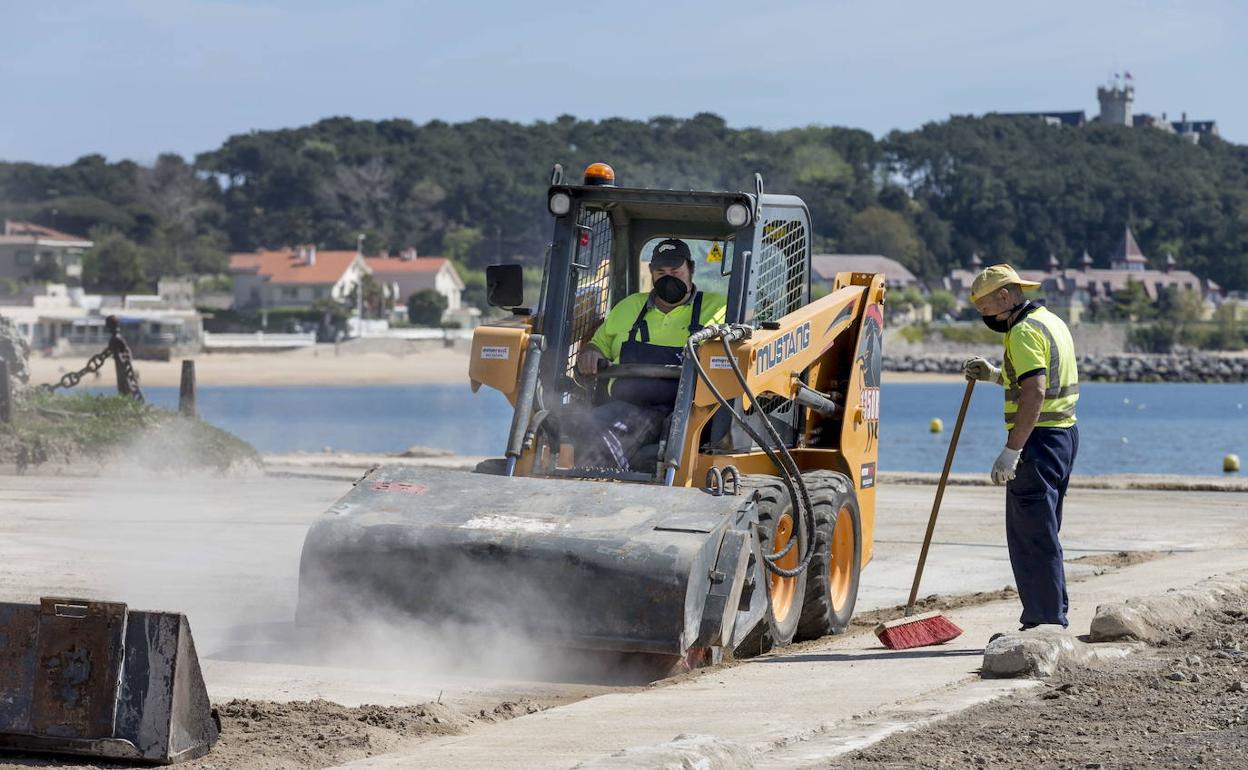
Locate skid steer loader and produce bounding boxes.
[297,163,885,668]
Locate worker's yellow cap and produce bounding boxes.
[970,263,1040,303]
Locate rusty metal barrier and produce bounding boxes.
[40,315,143,401]
[0,597,218,764]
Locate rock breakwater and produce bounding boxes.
[884,353,1248,382]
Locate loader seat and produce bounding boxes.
[621,410,672,473]
[629,405,735,474]
[631,442,662,473]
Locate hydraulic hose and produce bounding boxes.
[718,335,819,576]
[684,325,815,578]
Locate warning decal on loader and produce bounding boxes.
[855,303,883,452]
[480,346,510,360]
[860,462,876,489]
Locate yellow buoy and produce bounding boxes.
[930,418,944,433]
[1225,454,1241,473]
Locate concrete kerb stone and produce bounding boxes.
[570,734,753,770]
[981,628,1138,678]
[1089,571,1248,643]
[984,571,1248,678]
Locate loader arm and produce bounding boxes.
[673,271,885,565]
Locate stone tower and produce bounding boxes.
[1097,82,1134,126]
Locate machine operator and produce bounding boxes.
[570,238,726,469]
[962,264,1080,631]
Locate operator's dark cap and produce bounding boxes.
[648,238,692,268]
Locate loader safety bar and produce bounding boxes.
[504,334,545,477]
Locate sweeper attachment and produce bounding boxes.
[298,465,769,661]
[0,598,218,764]
[298,164,886,666]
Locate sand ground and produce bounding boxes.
[25,344,960,388]
[26,344,470,387]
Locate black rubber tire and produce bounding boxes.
[733,475,810,658]
[795,470,862,641]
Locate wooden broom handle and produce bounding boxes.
[904,378,975,615]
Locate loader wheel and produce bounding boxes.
[734,477,809,658]
[795,471,862,641]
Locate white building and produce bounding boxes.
[365,250,465,315]
[228,245,370,310]
[0,283,202,359]
[0,220,93,283]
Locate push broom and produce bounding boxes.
[874,379,975,649]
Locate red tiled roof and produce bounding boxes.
[227,248,361,285]
[1,219,90,243]
[364,256,449,274]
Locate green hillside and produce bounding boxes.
[2,112,1246,292]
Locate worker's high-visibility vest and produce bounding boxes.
[1001,305,1079,430]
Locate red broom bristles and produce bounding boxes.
[874,611,963,650]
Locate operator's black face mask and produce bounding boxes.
[981,301,1028,333]
[653,275,690,304]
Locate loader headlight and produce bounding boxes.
[548,191,572,216]
[725,202,750,227]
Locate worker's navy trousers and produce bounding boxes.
[1005,425,1079,627]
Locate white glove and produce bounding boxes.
[991,447,1021,485]
[962,357,1003,384]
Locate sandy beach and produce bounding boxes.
[27,344,962,388]
[27,344,471,387]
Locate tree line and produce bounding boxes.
[2,112,1246,297]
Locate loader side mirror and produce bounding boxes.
[486,264,525,309]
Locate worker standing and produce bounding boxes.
[962,265,1079,630]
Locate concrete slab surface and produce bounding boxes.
[0,469,1244,768]
[340,550,1248,770]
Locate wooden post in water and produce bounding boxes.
[179,360,197,418]
[0,358,11,424]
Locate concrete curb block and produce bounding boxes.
[878,471,1248,493]
[985,571,1248,678]
[571,734,752,770]
[982,629,1138,678]
[1090,571,1248,643]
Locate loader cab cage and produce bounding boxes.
[532,182,811,478]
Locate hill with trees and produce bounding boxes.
[2,112,1246,295]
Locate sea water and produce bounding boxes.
[116,382,1245,476]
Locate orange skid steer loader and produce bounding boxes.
[298,164,885,669]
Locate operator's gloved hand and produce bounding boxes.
[991,447,1021,485]
[962,357,1003,385]
[576,346,609,376]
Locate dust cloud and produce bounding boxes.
[9,437,669,692]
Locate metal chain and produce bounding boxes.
[37,315,144,402]
[39,347,113,393]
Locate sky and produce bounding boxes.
[1,0,1244,165]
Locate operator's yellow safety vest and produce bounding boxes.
[1001,305,1079,430]
[589,290,727,362]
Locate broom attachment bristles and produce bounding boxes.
[874,610,963,650]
